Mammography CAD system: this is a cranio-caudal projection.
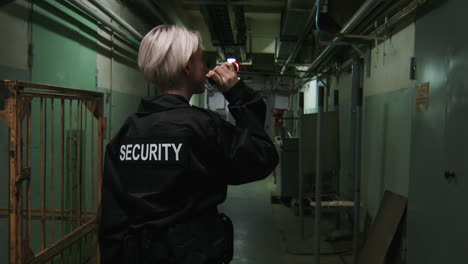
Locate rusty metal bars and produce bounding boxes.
[68,99,73,264]
[83,101,87,222]
[6,82,23,264]
[91,117,95,210]
[60,99,65,238]
[77,100,82,262]
[27,103,32,250]
[40,98,45,250]
[0,80,105,264]
[77,101,82,226]
[68,100,72,222]
[50,99,56,243]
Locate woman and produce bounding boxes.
[99,25,278,264]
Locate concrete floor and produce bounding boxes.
[219,176,353,264]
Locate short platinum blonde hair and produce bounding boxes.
[138,25,200,89]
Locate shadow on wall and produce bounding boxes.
[3,0,139,69]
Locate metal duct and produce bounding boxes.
[233,5,247,61]
[276,0,315,62]
[282,0,316,36]
[200,3,247,62]
[307,0,384,72]
[200,4,232,60]
[280,3,317,74]
[351,59,363,264]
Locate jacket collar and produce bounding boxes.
[137,94,191,113]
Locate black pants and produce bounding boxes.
[121,213,233,264]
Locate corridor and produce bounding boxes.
[2,0,468,263]
[221,176,351,264]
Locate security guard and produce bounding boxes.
[98,25,279,263]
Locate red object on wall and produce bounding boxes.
[272,108,287,127]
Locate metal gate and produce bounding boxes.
[0,80,105,263]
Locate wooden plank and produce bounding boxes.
[359,191,407,264]
[2,80,105,263]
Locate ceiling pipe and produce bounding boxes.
[280,3,318,75]
[88,0,143,40]
[238,70,308,78]
[306,0,385,72]
[67,0,140,50]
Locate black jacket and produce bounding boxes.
[99,81,279,263]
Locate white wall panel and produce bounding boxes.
[365,23,415,96]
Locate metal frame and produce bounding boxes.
[350,60,363,264]
[0,80,105,264]
[314,85,325,264]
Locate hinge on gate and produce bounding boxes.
[16,168,31,186]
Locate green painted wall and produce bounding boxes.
[106,90,143,139]
[30,0,98,89]
[0,0,150,262]
[28,1,99,261]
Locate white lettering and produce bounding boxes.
[120,145,126,161]
[172,143,182,161]
[149,144,158,161]
[158,144,162,160]
[126,144,132,160]
[132,144,140,160]
[140,144,149,161]
[120,142,183,162]
[161,144,171,161]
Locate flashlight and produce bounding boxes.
[205,60,240,91]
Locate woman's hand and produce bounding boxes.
[206,62,239,93]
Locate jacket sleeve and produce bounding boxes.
[215,80,279,185]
